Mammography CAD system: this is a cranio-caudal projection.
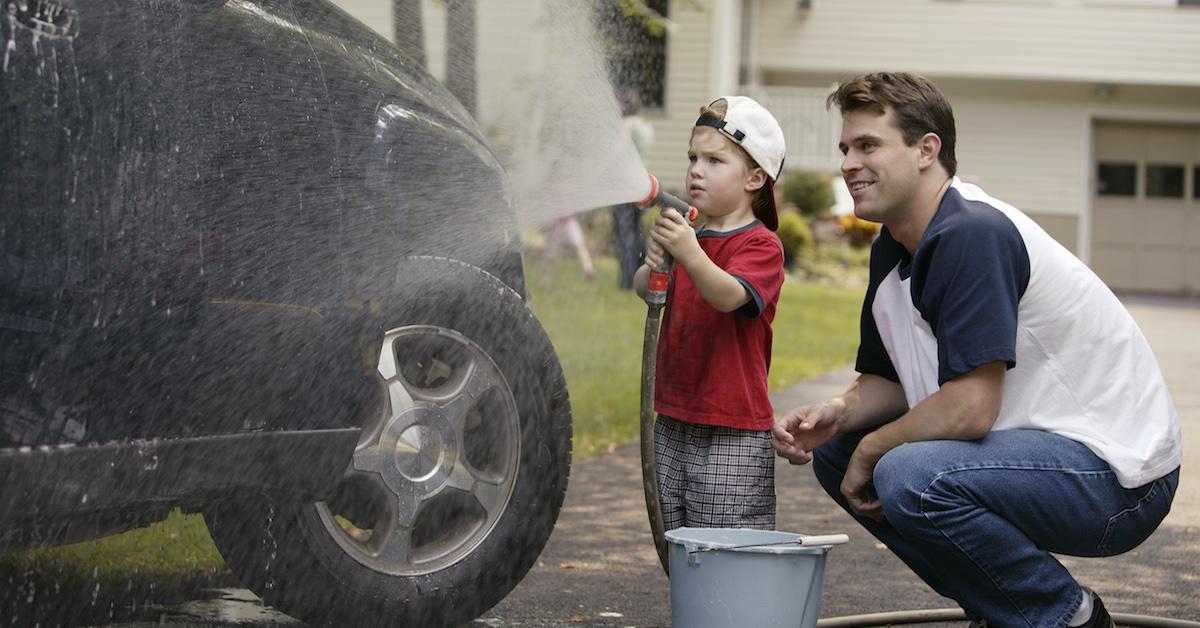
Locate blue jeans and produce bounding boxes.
[813,428,1179,627]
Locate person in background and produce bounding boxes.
[541,212,596,281]
[613,88,655,290]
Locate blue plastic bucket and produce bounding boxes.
[665,528,832,628]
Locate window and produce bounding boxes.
[1194,167,1200,199]
[1097,162,1137,196]
[1146,164,1185,198]
[595,0,668,111]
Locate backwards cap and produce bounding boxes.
[695,96,786,230]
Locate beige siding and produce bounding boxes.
[949,92,1087,220]
[327,0,392,42]
[1028,214,1079,252]
[642,1,717,193]
[752,0,1200,88]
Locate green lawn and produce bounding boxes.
[527,254,863,458]
[2,253,864,599]
[532,254,864,456]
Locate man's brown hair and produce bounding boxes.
[827,72,957,176]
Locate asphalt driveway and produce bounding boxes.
[473,294,1200,627]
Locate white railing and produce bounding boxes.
[741,85,843,174]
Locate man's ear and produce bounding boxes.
[918,132,943,171]
[745,167,768,193]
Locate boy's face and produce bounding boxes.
[685,126,765,219]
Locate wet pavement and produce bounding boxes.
[85,295,1200,626]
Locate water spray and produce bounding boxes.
[636,173,698,577]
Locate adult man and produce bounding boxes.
[773,72,1181,627]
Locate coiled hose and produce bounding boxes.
[815,608,1200,627]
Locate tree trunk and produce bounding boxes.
[445,0,477,116]
[393,0,425,68]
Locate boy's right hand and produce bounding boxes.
[772,399,845,465]
[650,209,701,267]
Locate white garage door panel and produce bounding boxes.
[1091,245,1137,289]
[1092,121,1198,295]
[1137,249,1187,293]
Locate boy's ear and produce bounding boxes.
[744,167,768,193]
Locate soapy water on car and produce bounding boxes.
[0,2,658,627]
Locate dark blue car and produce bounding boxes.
[0,1,572,625]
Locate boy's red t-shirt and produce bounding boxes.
[654,221,785,431]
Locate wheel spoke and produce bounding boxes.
[373,523,415,567]
[439,360,495,434]
[352,441,391,475]
[444,455,477,493]
[472,474,508,518]
[382,480,422,530]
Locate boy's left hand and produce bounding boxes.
[649,209,700,266]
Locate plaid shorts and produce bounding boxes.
[654,414,776,531]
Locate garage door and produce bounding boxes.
[1092,121,1200,295]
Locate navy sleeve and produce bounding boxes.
[855,229,904,383]
[910,203,1030,384]
[725,231,784,319]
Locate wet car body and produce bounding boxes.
[1,1,572,625]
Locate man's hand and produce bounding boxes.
[842,445,884,522]
[772,399,845,465]
[649,209,701,267]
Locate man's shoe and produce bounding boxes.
[1078,589,1115,628]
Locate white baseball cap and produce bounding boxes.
[695,96,786,230]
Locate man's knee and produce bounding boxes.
[874,443,941,527]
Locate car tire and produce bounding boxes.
[204,257,572,627]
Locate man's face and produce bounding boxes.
[837,107,923,225]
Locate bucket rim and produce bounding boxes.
[665,527,834,555]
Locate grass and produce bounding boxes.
[0,509,230,623]
[0,252,865,606]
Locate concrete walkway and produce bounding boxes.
[476,295,1200,627]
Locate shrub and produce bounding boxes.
[776,210,814,268]
[834,213,882,248]
[779,170,836,219]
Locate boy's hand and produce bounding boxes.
[772,399,845,465]
[644,237,665,270]
[649,209,701,267]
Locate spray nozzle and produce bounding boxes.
[638,173,699,306]
[636,173,698,225]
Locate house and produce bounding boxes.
[331,0,1200,295]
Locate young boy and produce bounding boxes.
[634,96,787,530]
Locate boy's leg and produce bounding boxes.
[683,424,775,530]
[818,428,1178,626]
[653,415,688,531]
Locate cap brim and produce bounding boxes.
[756,178,779,231]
